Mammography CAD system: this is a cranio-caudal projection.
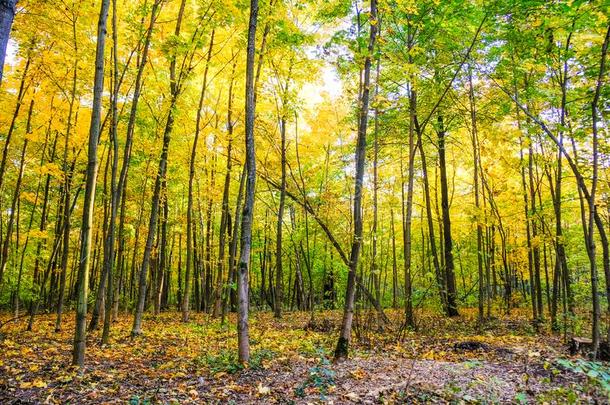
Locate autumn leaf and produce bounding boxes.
[257,382,271,395]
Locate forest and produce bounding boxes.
[0,0,609,402]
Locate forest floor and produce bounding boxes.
[0,308,608,404]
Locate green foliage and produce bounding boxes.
[535,386,580,404]
[195,348,276,374]
[129,395,151,405]
[294,350,335,399]
[556,358,610,394]
[514,391,528,403]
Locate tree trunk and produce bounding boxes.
[528,137,543,322]
[402,86,417,328]
[72,0,110,367]
[224,164,246,321]
[390,209,398,309]
[3,101,30,315]
[184,28,215,320]
[132,0,186,336]
[335,0,377,361]
[437,115,458,317]
[0,50,30,228]
[0,0,17,84]
[419,134,445,311]
[468,68,485,323]
[237,0,259,364]
[586,24,608,358]
[102,0,120,344]
[274,111,287,318]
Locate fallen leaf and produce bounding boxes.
[257,382,271,395]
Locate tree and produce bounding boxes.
[0,0,17,83]
[436,114,459,317]
[335,0,378,362]
[72,0,110,368]
[237,0,259,364]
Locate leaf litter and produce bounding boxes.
[0,309,608,403]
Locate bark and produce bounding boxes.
[274,85,288,319]
[212,62,235,317]
[15,100,40,317]
[437,115,459,317]
[72,0,110,367]
[371,52,381,316]
[2,100,31,315]
[0,0,17,84]
[203,152,216,312]
[224,164,246,321]
[468,68,485,322]
[237,0,259,364]
[518,135,537,320]
[154,185,168,315]
[528,137,543,321]
[132,0,186,336]
[102,0,120,345]
[390,209,398,309]
[90,147,110,329]
[402,86,417,328]
[0,49,31,222]
[587,25,609,358]
[335,0,377,361]
[184,28,215,320]
[419,135,446,311]
[115,0,161,319]
[0,99,30,290]
[54,18,79,332]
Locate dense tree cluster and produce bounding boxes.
[0,0,608,365]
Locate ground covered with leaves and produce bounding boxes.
[1,309,608,403]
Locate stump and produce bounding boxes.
[569,337,610,360]
[569,337,592,356]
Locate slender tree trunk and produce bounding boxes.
[15,100,40,317]
[213,65,235,318]
[390,209,398,309]
[72,0,110,367]
[528,138,543,321]
[0,97,30,292]
[0,0,16,84]
[132,0,186,336]
[587,25,608,358]
[468,68,485,323]
[2,101,30,314]
[401,85,417,328]
[419,135,445,311]
[223,164,246,322]
[552,30,574,331]
[518,135,537,320]
[114,0,160,320]
[154,186,168,315]
[437,115,459,317]
[102,0,119,344]
[274,109,287,319]
[0,50,30,224]
[183,28,215,320]
[237,0,259,363]
[371,52,381,319]
[335,0,377,361]
[202,150,216,312]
